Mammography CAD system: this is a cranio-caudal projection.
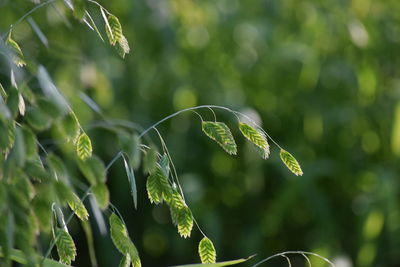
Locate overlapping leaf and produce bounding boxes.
[146,165,172,204]
[56,113,80,143]
[6,31,26,67]
[76,132,92,160]
[116,35,130,59]
[109,213,141,266]
[21,127,37,159]
[239,122,270,159]
[25,106,52,131]
[279,149,303,176]
[103,11,122,45]
[92,183,109,210]
[77,155,106,185]
[199,237,216,263]
[175,205,193,238]
[67,193,89,221]
[123,156,138,209]
[119,254,131,267]
[6,127,25,169]
[202,121,237,155]
[55,229,76,265]
[167,188,186,225]
[143,146,157,174]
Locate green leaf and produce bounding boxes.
[6,87,19,118]
[57,112,80,143]
[0,94,11,120]
[21,127,37,159]
[104,13,123,45]
[0,247,71,266]
[123,156,138,209]
[239,122,269,159]
[167,188,187,226]
[171,255,255,267]
[132,255,142,267]
[37,97,66,120]
[159,154,170,178]
[109,213,141,266]
[55,229,76,265]
[18,93,25,116]
[166,187,193,237]
[167,188,186,210]
[77,155,106,185]
[6,31,26,67]
[47,153,69,182]
[0,119,12,150]
[175,205,193,238]
[25,106,52,131]
[25,158,50,182]
[32,184,54,232]
[146,166,172,204]
[279,149,303,176]
[92,183,109,210]
[54,181,73,205]
[116,34,130,59]
[37,66,69,114]
[109,213,131,254]
[14,213,36,260]
[81,220,98,267]
[254,145,269,160]
[6,127,25,169]
[0,82,6,98]
[199,237,217,264]
[76,132,92,160]
[67,193,89,221]
[0,208,14,264]
[119,254,131,267]
[143,146,157,174]
[7,121,15,148]
[202,121,237,155]
[12,173,36,203]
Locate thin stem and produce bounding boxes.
[0,248,67,266]
[282,255,292,267]
[153,127,166,155]
[106,151,123,171]
[191,110,204,122]
[4,0,57,38]
[42,187,92,265]
[230,110,283,150]
[87,0,111,14]
[152,127,184,199]
[138,105,284,150]
[302,253,312,267]
[108,202,126,225]
[149,127,207,238]
[207,107,217,122]
[193,217,206,238]
[252,251,336,267]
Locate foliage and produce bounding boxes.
[279,149,303,176]
[1,0,398,266]
[55,229,77,265]
[198,237,216,264]
[202,121,237,155]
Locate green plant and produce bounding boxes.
[0,1,334,266]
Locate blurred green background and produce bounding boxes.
[1,0,400,266]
